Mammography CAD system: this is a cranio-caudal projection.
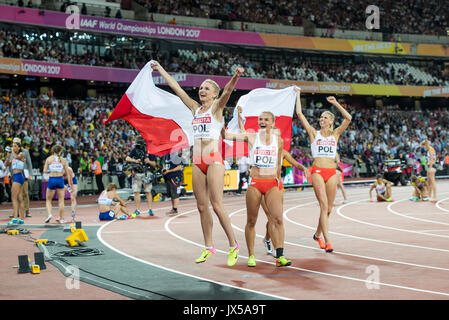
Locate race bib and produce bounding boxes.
[192,115,212,139]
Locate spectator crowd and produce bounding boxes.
[1,27,448,87]
[0,90,235,202]
[1,90,448,202]
[173,49,449,87]
[15,0,448,37]
[290,102,449,177]
[137,0,447,36]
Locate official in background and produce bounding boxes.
[91,154,104,194]
[125,138,157,216]
[163,151,184,215]
[237,156,250,194]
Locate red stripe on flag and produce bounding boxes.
[104,93,189,155]
[221,115,293,159]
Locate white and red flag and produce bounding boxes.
[103,62,193,155]
[222,86,297,158]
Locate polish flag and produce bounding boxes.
[222,86,297,158]
[103,62,194,155]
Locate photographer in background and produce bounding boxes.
[125,137,157,216]
[162,151,184,216]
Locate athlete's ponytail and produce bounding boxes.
[51,145,63,156]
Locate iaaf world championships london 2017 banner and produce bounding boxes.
[0,4,265,46]
[0,5,448,97]
[0,4,447,57]
[0,56,448,97]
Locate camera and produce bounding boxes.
[135,138,145,151]
[124,162,144,173]
[5,146,11,152]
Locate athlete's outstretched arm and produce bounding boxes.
[283,150,309,178]
[223,129,250,143]
[294,87,316,141]
[150,60,199,113]
[214,67,244,115]
[237,106,246,132]
[327,96,352,138]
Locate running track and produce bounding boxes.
[96,181,449,300]
[2,182,449,300]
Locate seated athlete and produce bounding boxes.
[98,183,133,221]
[409,175,430,201]
[369,174,394,202]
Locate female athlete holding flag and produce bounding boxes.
[224,110,291,267]
[150,60,243,266]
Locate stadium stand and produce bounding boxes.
[0,22,447,86]
[0,1,447,199]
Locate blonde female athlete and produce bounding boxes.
[421,139,437,202]
[225,111,290,267]
[295,87,352,252]
[234,107,309,257]
[260,150,310,256]
[150,60,243,266]
[43,145,73,224]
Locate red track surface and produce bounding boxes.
[2,181,449,300]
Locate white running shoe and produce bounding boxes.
[263,238,273,256]
[45,214,52,223]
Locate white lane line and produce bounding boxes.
[98,194,449,298]
[166,207,449,297]
[229,191,449,271]
[436,198,449,214]
[417,229,449,233]
[387,197,449,227]
[337,198,449,239]
[283,197,449,253]
[277,203,449,271]
[97,209,288,301]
